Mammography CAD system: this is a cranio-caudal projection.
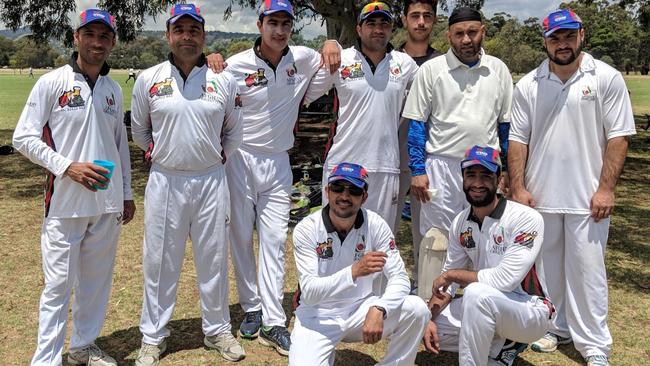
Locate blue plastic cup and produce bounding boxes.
[92,160,115,190]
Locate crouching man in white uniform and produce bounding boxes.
[424,146,555,366]
[290,162,429,366]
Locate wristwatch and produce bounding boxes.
[373,305,387,319]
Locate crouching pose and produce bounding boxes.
[425,146,554,366]
[290,162,429,366]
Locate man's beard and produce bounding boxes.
[547,41,583,66]
[463,186,497,207]
[452,38,482,63]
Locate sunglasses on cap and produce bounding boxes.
[329,182,365,197]
[361,1,391,14]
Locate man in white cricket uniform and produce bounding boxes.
[290,162,429,366]
[508,10,636,366]
[305,1,418,231]
[424,146,554,366]
[395,0,442,293]
[130,4,244,365]
[218,0,341,354]
[402,7,512,300]
[13,9,134,366]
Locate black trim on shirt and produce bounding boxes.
[468,197,508,227]
[322,205,365,242]
[168,52,206,81]
[69,51,110,91]
[357,41,394,74]
[253,37,290,73]
[398,43,441,66]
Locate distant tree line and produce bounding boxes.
[0,0,647,73]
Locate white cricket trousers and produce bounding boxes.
[395,169,423,283]
[435,283,553,366]
[31,213,121,366]
[139,164,231,345]
[396,121,424,283]
[322,169,399,232]
[226,149,292,327]
[540,213,612,358]
[289,295,429,366]
[419,154,466,236]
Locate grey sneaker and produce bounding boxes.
[530,332,572,353]
[135,340,167,366]
[68,343,116,366]
[586,355,610,366]
[205,332,246,362]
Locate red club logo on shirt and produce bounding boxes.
[149,78,174,98]
[244,68,268,87]
[316,239,334,259]
[340,62,364,80]
[388,239,397,251]
[459,227,476,249]
[58,87,85,108]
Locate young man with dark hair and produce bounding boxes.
[13,8,134,366]
[212,0,341,356]
[131,4,244,364]
[290,162,429,366]
[424,145,553,366]
[306,1,419,233]
[395,0,442,295]
[509,10,636,366]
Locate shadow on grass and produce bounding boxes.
[89,292,299,365]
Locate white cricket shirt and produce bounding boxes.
[510,53,636,213]
[402,48,513,159]
[445,198,548,297]
[225,41,322,154]
[305,46,418,173]
[292,206,411,318]
[13,58,132,218]
[131,56,242,172]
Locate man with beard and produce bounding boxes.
[13,9,134,366]
[306,1,418,232]
[131,4,244,364]
[290,162,429,366]
[423,146,554,366]
[509,10,635,366]
[395,0,442,295]
[402,6,513,301]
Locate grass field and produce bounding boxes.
[0,70,649,366]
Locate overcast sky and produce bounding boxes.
[47,1,566,39]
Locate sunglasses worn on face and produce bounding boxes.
[329,182,365,196]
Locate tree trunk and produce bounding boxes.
[312,0,360,48]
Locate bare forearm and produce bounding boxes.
[444,269,478,288]
[508,141,528,191]
[598,136,629,192]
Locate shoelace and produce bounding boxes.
[268,326,291,345]
[86,344,107,361]
[587,355,608,364]
[244,311,261,323]
[139,343,161,357]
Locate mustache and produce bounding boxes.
[335,198,352,205]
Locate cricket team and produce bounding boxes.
[13,1,635,366]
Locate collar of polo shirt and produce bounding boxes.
[445,47,487,70]
[536,51,595,80]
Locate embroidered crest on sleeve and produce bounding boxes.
[513,231,537,249]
